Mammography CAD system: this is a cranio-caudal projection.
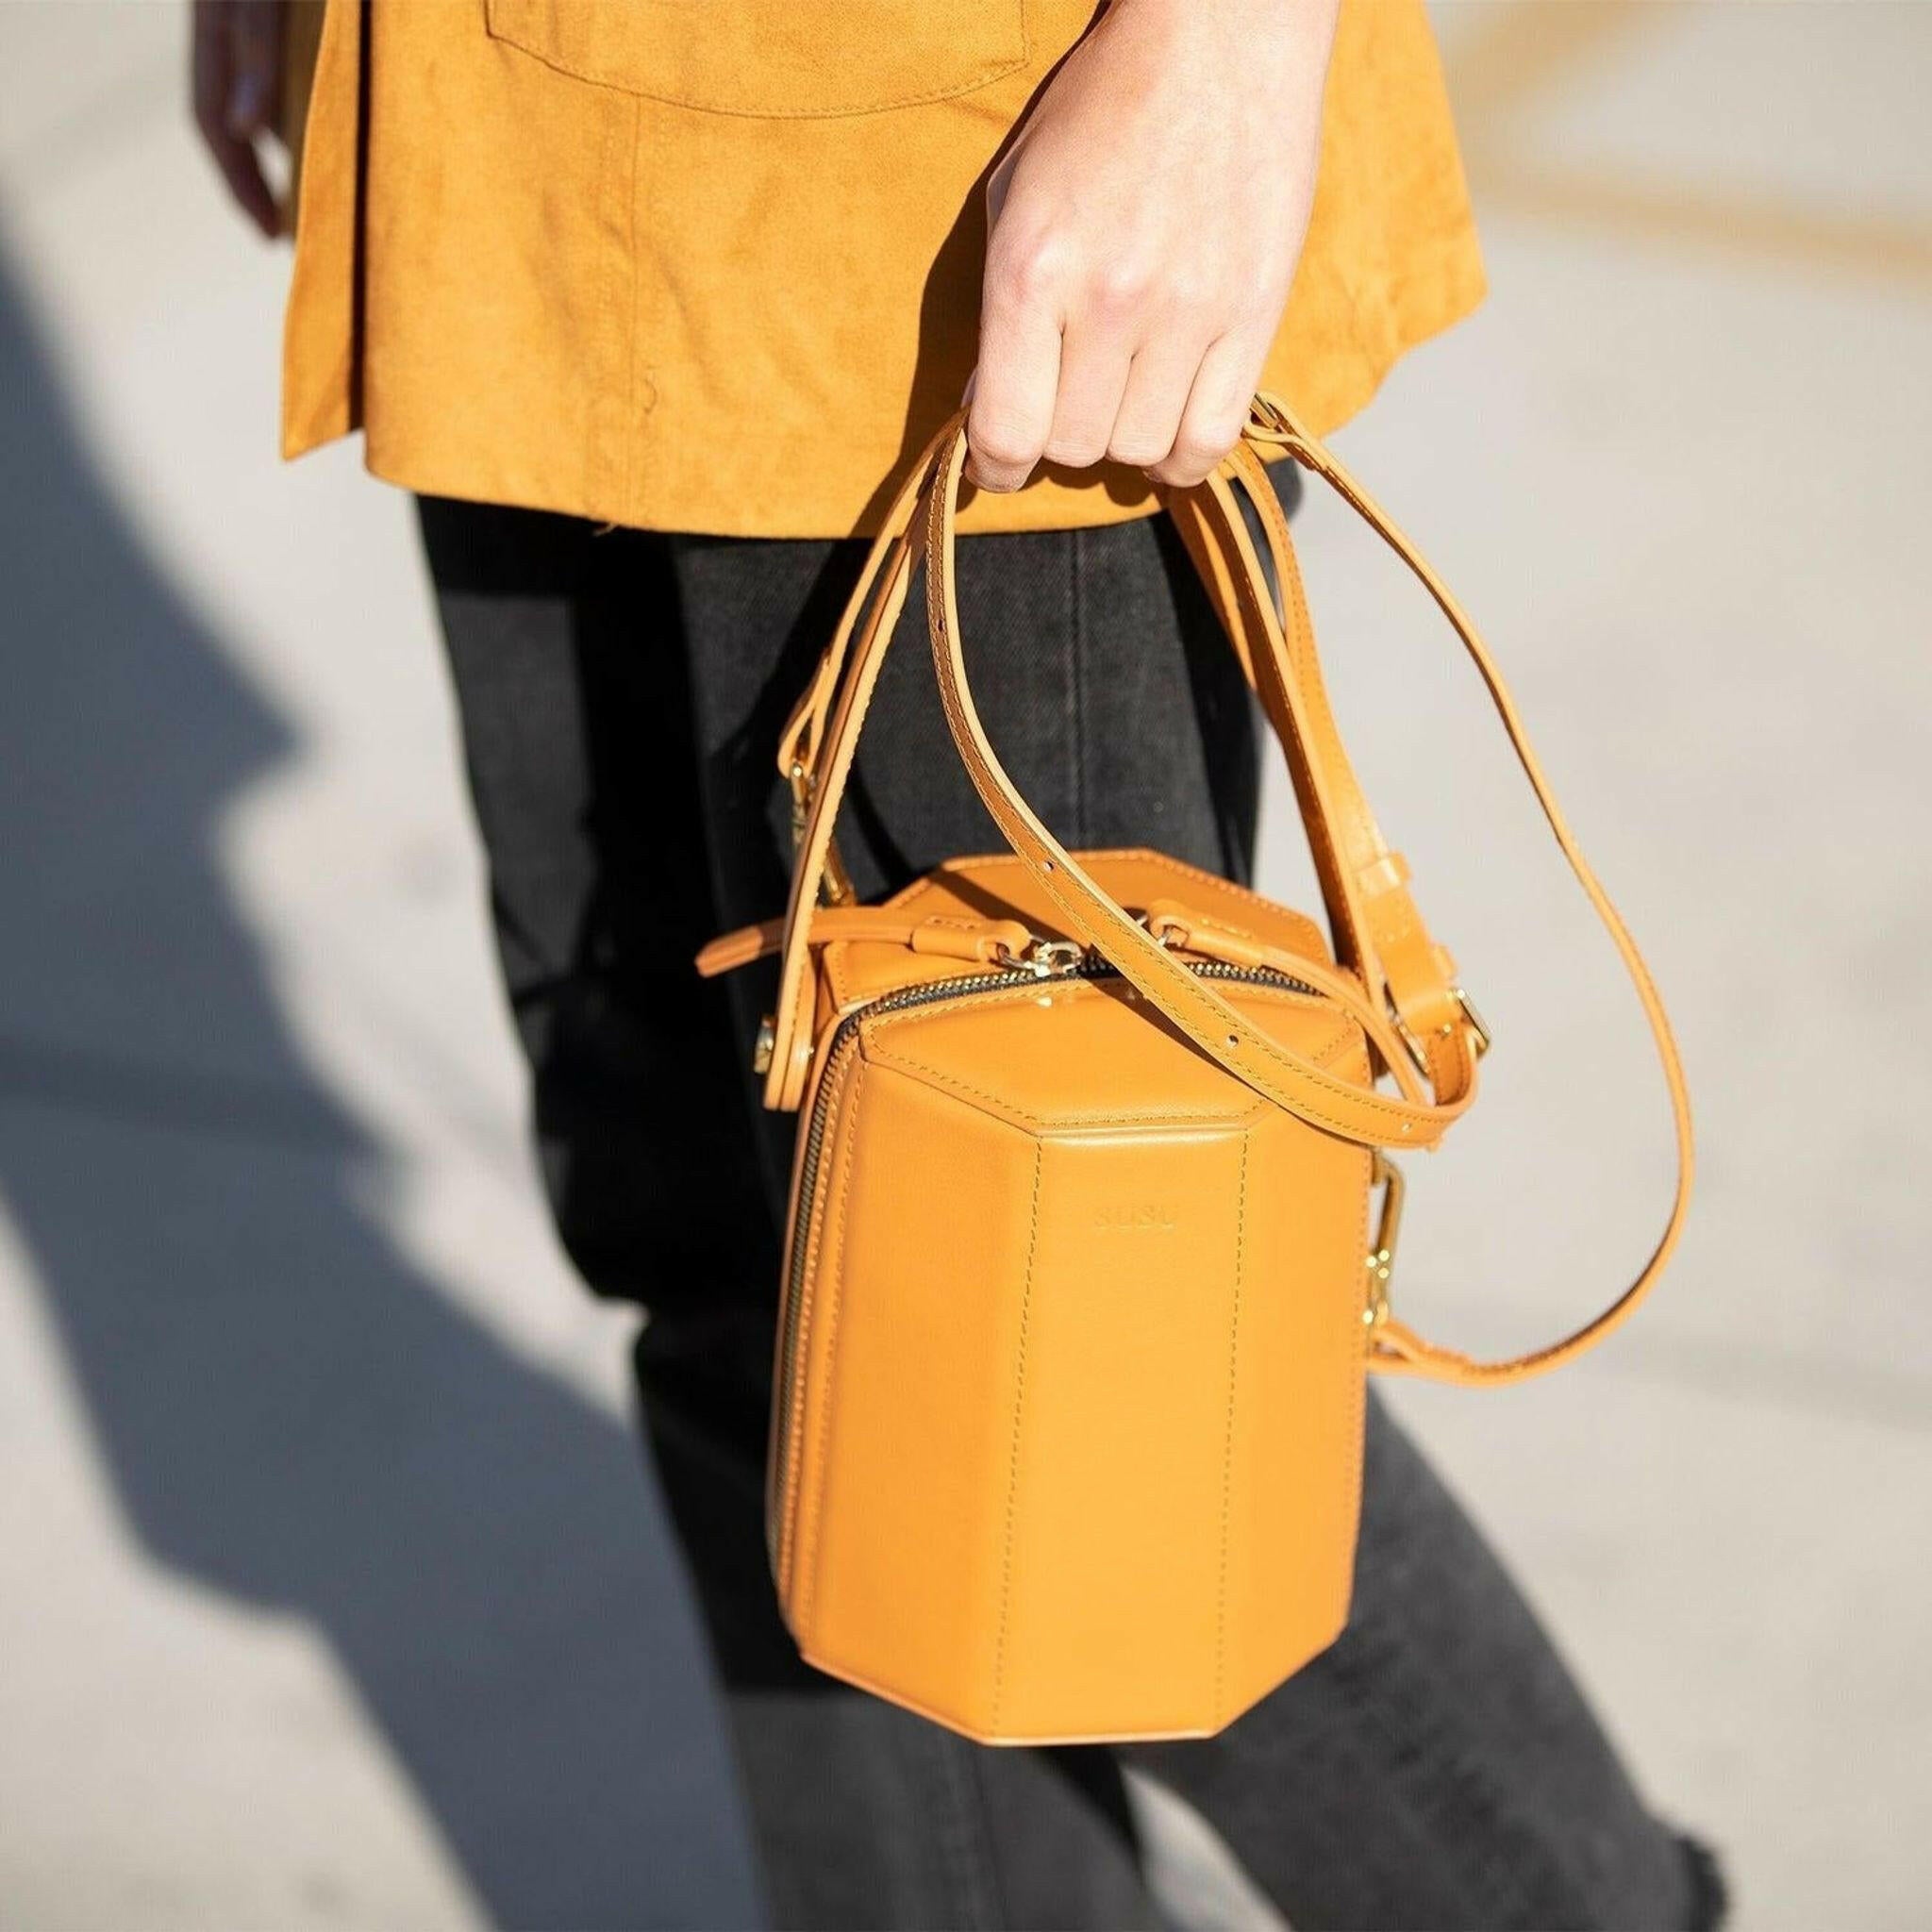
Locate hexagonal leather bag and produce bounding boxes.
[696,398,1692,1743]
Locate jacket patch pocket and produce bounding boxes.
[485,0,1031,119]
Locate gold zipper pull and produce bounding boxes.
[1024,940,1085,978]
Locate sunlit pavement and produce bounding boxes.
[1,6,1925,1927]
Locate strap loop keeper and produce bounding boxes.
[1357,851,1412,900]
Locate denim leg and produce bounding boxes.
[658,511,1252,1928]
[668,498,1721,1930]
[421,496,1165,1928]
[421,483,1720,1931]
[1131,1389,1724,1930]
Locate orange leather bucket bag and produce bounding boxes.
[698,397,1692,1745]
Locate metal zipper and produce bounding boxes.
[766,952,1328,1588]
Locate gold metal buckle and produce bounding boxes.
[1363,1152,1406,1332]
[787,760,814,850]
[789,759,854,906]
[1453,985,1493,1059]
[1386,985,1493,1080]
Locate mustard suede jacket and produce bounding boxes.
[280,0,1483,537]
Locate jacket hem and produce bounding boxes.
[285,231,1487,540]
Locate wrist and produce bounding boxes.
[1109,0,1339,84]
[1111,0,1339,40]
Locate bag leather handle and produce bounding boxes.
[922,427,1474,1150]
[766,437,1470,1145]
[920,398,1693,1386]
[768,431,1478,1141]
[776,440,1484,1114]
[761,422,949,1112]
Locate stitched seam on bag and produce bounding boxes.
[774,1065,849,1594]
[891,849,1329,961]
[864,995,1362,1130]
[779,1062,844,1605]
[1215,1132,1249,1725]
[1341,1134,1373,1608]
[868,1044,1361,1127]
[867,1050,1265,1129]
[797,1062,866,1638]
[874,1068,1258,1129]
[865,980,1357,1067]
[991,1144,1042,1733]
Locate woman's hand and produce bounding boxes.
[967,0,1339,492]
[191,0,288,237]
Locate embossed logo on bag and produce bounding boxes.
[1093,1204,1178,1234]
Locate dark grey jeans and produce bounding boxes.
[416,486,1723,1932]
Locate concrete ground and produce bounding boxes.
[0,4,1925,1926]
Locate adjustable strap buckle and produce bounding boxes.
[1386,984,1493,1082]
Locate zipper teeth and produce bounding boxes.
[767,958,1324,1586]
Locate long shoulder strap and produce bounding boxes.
[922,400,1694,1386]
[1241,395,1694,1382]
[1160,462,1474,1115]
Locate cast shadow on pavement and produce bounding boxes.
[0,248,762,1931]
